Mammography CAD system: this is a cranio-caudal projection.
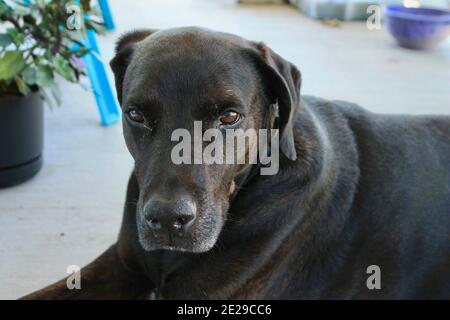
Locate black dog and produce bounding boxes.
[24,27,450,299]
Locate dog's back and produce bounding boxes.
[306,96,450,299]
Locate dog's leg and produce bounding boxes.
[21,244,152,300]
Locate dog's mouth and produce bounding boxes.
[133,174,236,253]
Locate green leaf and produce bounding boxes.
[36,65,54,87]
[0,34,12,48]
[68,30,85,43]
[22,66,37,84]
[73,47,89,58]
[14,76,31,95]
[0,3,8,17]
[52,55,75,82]
[6,28,25,45]
[3,0,31,16]
[35,0,47,8]
[35,0,47,9]
[0,51,25,80]
[49,82,62,106]
[39,87,55,109]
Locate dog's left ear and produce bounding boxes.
[110,29,158,104]
[250,42,301,161]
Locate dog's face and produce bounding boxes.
[111,27,301,253]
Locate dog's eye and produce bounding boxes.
[127,109,145,123]
[219,110,240,125]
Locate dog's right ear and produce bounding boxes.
[246,42,301,161]
[110,29,157,104]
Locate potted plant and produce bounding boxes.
[0,0,103,188]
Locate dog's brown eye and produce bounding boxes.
[219,111,240,125]
[127,109,145,123]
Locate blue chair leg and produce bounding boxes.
[82,29,120,126]
[98,0,116,31]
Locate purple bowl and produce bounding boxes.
[384,5,450,50]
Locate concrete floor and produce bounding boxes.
[0,0,449,299]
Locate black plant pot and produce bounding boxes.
[0,92,44,188]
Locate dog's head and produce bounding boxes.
[110,27,301,253]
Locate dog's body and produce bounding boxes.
[23,28,450,300]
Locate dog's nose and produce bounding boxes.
[144,195,197,235]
